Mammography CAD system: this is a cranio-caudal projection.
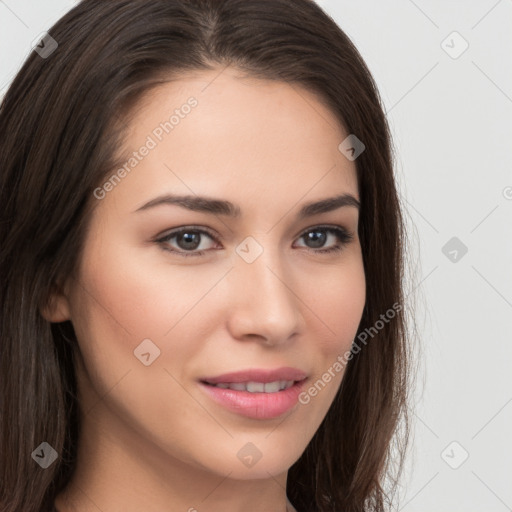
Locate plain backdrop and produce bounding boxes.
[1,1,511,511]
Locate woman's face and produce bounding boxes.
[53,67,365,480]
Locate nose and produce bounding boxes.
[225,245,305,347]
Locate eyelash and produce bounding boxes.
[154,225,354,258]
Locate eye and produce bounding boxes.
[155,225,354,258]
[294,225,354,254]
[155,227,219,257]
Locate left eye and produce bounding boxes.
[155,225,354,258]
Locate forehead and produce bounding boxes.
[101,67,359,216]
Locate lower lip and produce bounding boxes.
[198,379,307,420]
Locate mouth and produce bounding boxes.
[200,379,298,393]
[198,370,309,420]
[199,366,308,386]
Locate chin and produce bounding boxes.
[217,447,300,480]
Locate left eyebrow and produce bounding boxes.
[133,193,360,218]
[297,194,360,218]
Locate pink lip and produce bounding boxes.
[198,367,308,420]
[198,379,308,419]
[200,367,307,384]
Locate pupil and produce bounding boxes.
[179,232,200,250]
[307,230,326,248]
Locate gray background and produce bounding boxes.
[1,1,511,510]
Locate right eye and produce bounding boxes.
[155,227,219,258]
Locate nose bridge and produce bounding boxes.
[228,235,303,342]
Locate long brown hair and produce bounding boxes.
[0,1,414,510]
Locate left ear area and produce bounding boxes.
[40,286,72,323]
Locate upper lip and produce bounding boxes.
[200,367,308,384]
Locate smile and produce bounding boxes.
[203,380,296,393]
[198,378,308,420]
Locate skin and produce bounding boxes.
[44,66,366,512]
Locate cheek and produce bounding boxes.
[65,241,172,397]
[67,248,204,447]
[294,264,365,419]
[67,237,222,395]
[74,238,206,339]
[303,258,366,356]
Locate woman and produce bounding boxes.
[0,1,413,510]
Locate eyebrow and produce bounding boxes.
[133,193,360,219]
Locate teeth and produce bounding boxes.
[211,380,295,392]
[246,382,265,392]
[263,382,280,393]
